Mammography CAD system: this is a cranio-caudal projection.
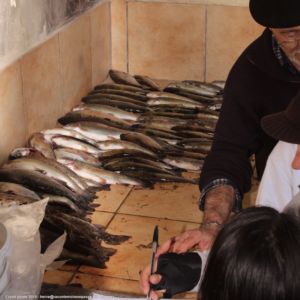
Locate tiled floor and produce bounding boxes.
[43,177,258,297]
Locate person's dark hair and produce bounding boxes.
[199,206,300,300]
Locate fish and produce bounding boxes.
[120,132,165,152]
[94,83,144,93]
[118,170,197,185]
[165,82,218,98]
[0,192,38,207]
[89,88,148,101]
[97,140,156,157]
[163,156,204,171]
[43,128,99,147]
[28,132,55,159]
[65,122,128,142]
[211,80,226,89]
[3,157,90,196]
[50,136,101,155]
[74,104,141,121]
[182,80,223,93]
[81,97,149,113]
[103,160,178,176]
[109,69,143,88]
[98,149,159,161]
[54,148,102,166]
[147,91,196,101]
[57,159,144,186]
[134,75,161,91]
[45,208,130,245]
[41,194,88,216]
[9,147,44,160]
[58,110,134,129]
[0,169,89,208]
[0,182,41,200]
[101,156,175,171]
[147,98,206,110]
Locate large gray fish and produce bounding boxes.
[163,156,204,171]
[42,128,99,147]
[120,132,165,152]
[45,208,130,245]
[54,148,101,166]
[182,80,223,93]
[0,192,38,207]
[101,156,175,171]
[118,170,197,185]
[98,149,159,161]
[65,122,128,142]
[134,75,161,91]
[81,97,149,113]
[9,147,44,160]
[97,140,156,157]
[0,182,40,200]
[0,169,87,207]
[103,160,177,176]
[28,132,55,159]
[109,69,143,88]
[89,88,148,102]
[3,157,88,195]
[58,159,143,186]
[51,136,101,155]
[74,104,140,121]
[139,128,183,140]
[94,83,144,93]
[58,111,134,129]
[147,91,195,101]
[211,80,226,89]
[165,82,218,98]
[147,98,206,110]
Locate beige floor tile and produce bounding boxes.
[43,270,74,285]
[71,273,141,295]
[0,62,27,165]
[127,2,205,81]
[59,264,79,272]
[206,5,263,81]
[94,185,133,212]
[90,2,111,86]
[79,214,199,280]
[91,211,114,227]
[20,35,63,136]
[119,183,202,223]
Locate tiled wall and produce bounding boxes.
[0,2,111,165]
[111,0,263,81]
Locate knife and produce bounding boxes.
[147,225,159,300]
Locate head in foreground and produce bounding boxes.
[199,206,300,300]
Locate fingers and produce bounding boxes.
[156,239,173,257]
[139,264,151,293]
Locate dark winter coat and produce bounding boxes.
[199,29,300,198]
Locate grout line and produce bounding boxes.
[204,5,207,82]
[105,211,201,226]
[88,12,94,88]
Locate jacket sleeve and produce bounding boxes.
[199,55,264,198]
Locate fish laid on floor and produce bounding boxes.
[134,75,161,91]
[109,69,143,88]
[28,132,55,159]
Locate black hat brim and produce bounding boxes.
[250,0,300,28]
[261,112,300,144]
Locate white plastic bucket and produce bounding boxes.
[0,223,11,294]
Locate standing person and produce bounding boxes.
[256,92,300,211]
[158,0,300,254]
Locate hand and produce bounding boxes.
[156,224,220,256]
[139,261,165,300]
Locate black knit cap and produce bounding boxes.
[249,0,300,28]
[261,92,300,144]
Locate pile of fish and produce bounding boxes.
[0,69,224,268]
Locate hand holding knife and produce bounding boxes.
[147,225,159,300]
